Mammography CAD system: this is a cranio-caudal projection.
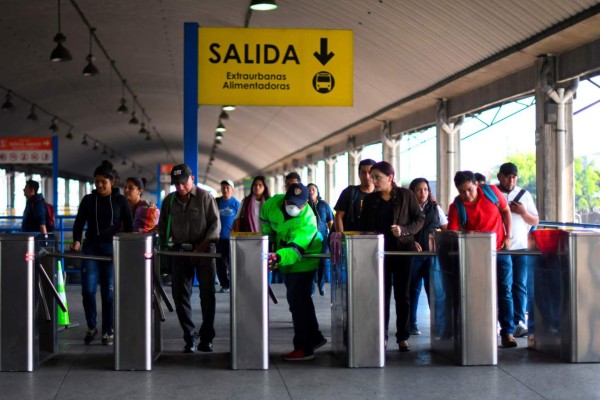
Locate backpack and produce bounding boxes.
[453,183,499,229]
[36,199,56,232]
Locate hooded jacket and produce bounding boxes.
[260,194,323,274]
[73,187,133,243]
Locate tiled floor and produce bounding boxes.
[1,283,599,400]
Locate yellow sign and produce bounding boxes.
[198,27,353,107]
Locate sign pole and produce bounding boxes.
[52,135,58,216]
[183,22,199,179]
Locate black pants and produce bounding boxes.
[384,255,412,342]
[285,270,324,353]
[216,239,230,289]
[171,243,216,345]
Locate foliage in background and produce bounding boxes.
[501,152,600,214]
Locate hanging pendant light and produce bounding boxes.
[216,121,226,133]
[117,79,128,113]
[138,110,149,134]
[82,28,100,76]
[27,104,38,121]
[81,134,89,146]
[250,0,278,11]
[2,91,15,112]
[222,105,236,111]
[65,128,74,140]
[49,117,59,132]
[129,96,139,124]
[50,0,72,62]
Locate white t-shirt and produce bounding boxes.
[499,185,538,250]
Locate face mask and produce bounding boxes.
[285,204,301,217]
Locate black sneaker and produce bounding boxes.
[84,328,98,345]
[102,333,114,346]
[183,341,197,353]
[313,337,327,351]
[197,341,213,352]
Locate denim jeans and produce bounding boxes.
[511,254,529,324]
[171,243,217,345]
[409,256,433,327]
[216,239,230,289]
[384,255,412,342]
[285,270,324,352]
[81,241,114,336]
[497,254,515,336]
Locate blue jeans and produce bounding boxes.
[81,241,114,336]
[285,270,324,352]
[511,254,530,324]
[497,254,515,337]
[409,256,433,327]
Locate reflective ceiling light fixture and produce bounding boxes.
[216,121,226,133]
[49,117,59,132]
[129,96,139,124]
[145,132,151,141]
[65,128,74,140]
[27,104,38,121]
[82,28,100,76]
[250,0,278,11]
[2,91,15,111]
[50,0,72,62]
[219,110,229,120]
[81,134,89,146]
[92,141,99,150]
[117,79,128,113]
[222,105,236,111]
[215,131,224,143]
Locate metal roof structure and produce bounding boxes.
[1,0,599,186]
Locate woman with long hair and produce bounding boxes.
[359,161,424,352]
[407,178,447,335]
[233,175,270,233]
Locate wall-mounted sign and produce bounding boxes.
[0,137,53,164]
[198,27,353,107]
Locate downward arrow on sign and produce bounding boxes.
[313,38,334,66]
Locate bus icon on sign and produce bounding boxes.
[313,71,335,94]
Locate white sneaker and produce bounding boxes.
[514,321,528,337]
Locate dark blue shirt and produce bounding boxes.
[309,199,334,240]
[22,193,46,232]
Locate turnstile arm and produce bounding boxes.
[37,263,67,313]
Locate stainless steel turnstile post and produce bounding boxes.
[535,230,600,362]
[331,233,384,368]
[0,234,37,371]
[38,234,58,362]
[432,231,497,366]
[230,233,269,370]
[114,233,154,371]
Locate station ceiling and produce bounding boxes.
[1,0,599,187]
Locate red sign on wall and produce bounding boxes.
[0,137,53,164]
[159,163,177,183]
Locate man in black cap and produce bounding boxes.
[497,162,539,340]
[261,183,326,361]
[158,163,221,353]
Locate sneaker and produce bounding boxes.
[514,321,528,337]
[398,340,410,352]
[84,328,98,345]
[501,334,518,348]
[219,287,230,293]
[313,337,327,351]
[197,341,213,352]
[183,336,198,353]
[318,286,325,296]
[409,324,421,335]
[102,333,114,346]
[282,349,315,361]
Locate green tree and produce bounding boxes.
[574,157,600,213]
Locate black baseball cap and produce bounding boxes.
[499,162,518,176]
[170,163,192,184]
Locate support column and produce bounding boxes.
[275,174,284,195]
[436,100,463,211]
[325,155,336,205]
[348,150,361,186]
[383,135,399,183]
[536,56,578,222]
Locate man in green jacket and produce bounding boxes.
[261,183,326,361]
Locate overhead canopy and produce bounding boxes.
[0,0,599,186]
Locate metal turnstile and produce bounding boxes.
[534,230,600,362]
[0,234,37,371]
[431,231,497,366]
[331,233,384,368]
[114,233,156,371]
[230,233,269,370]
